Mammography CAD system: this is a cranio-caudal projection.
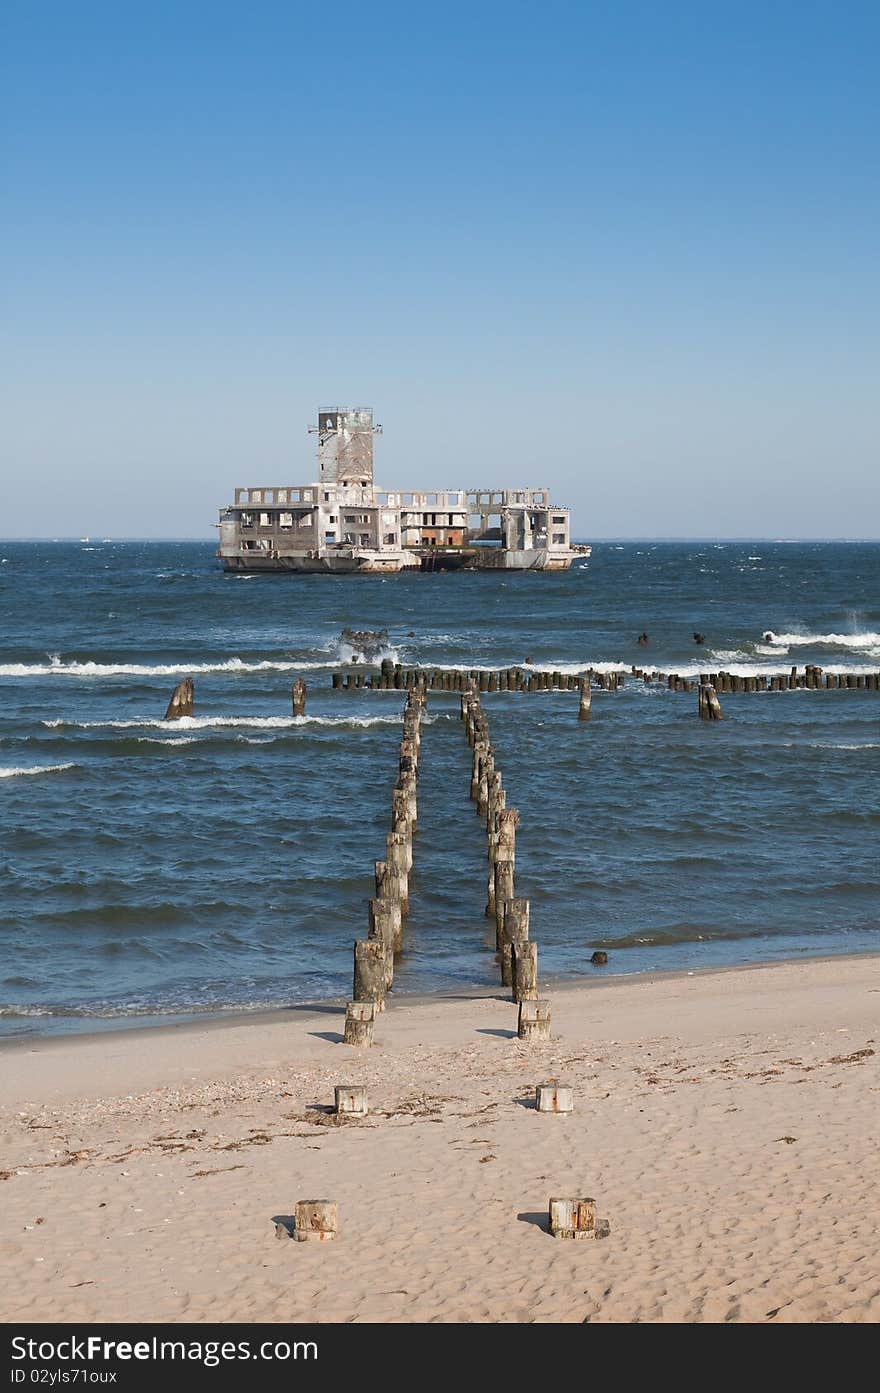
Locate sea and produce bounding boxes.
[1,539,878,1036]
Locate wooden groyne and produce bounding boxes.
[461,683,550,1040]
[345,683,428,1040]
[326,661,879,694]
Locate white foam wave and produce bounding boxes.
[136,736,198,746]
[43,714,412,731]
[334,641,400,667]
[429,659,630,675]
[0,763,76,779]
[762,630,880,652]
[0,656,351,678]
[810,742,880,751]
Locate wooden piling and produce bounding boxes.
[334,1086,368,1117]
[375,859,408,916]
[292,678,307,717]
[518,999,551,1040]
[294,1199,338,1242]
[164,677,193,720]
[353,940,386,1010]
[493,858,515,949]
[500,898,530,987]
[511,939,538,1003]
[548,1197,595,1240]
[369,896,402,959]
[386,830,413,875]
[343,1001,374,1047]
[578,678,591,722]
[536,1082,573,1113]
[699,683,723,720]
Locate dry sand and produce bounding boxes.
[1,955,879,1323]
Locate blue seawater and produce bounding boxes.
[0,540,877,1034]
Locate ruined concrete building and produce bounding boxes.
[217,408,587,573]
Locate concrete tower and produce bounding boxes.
[313,408,380,490]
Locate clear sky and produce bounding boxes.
[2,0,878,538]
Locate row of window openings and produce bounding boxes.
[238,510,468,528]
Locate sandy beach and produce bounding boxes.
[1,954,878,1324]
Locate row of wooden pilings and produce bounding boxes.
[163,666,876,724]
[331,663,625,693]
[330,662,880,695]
[643,666,879,692]
[462,682,551,1042]
[342,684,427,1047]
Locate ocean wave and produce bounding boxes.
[645,661,880,678]
[43,714,414,731]
[0,640,402,678]
[590,924,787,950]
[809,742,880,751]
[0,655,359,678]
[762,629,880,652]
[0,994,333,1020]
[136,736,198,746]
[430,659,630,675]
[0,763,76,779]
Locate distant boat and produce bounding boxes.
[80,536,91,543]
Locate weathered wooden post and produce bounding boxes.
[353,940,387,1011]
[387,829,413,874]
[343,1001,374,1047]
[369,896,402,957]
[292,678,307,716]
[294,1200,338,1242]
[164,677,194,720]
[536,1082,573,1113]
[494,857,515,949]
[501,898,530,987]
[376,856,408,916]
[578,678,591,722]
[518,999,551,1040]
[487,807,518,918]
[548,1197,595,1240]
[511,939,538,1002]
[706,684,723,720]
[334,1086,368,1117]
[498,807,519,851]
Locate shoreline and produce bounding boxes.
[2,945,878,1059]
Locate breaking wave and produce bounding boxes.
[0,655,363,678]
[42,714,415,731]
[0,763,76,779]
[761,629,880,653]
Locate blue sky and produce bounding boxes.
[2,1,878,537]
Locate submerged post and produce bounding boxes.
[699,683,724,721]
[578,678,591,722]
[164,677,194,720]
[292,678,307,717]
